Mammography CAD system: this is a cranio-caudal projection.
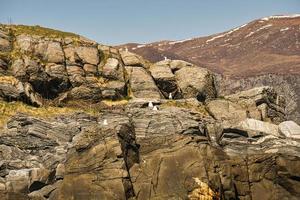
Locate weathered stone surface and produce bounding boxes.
[64,46,99,65]
[236,118,280,137]
[76,46,99,65]
[69,85,101,101]
[125,66,161,99]
[66,65,85,87]
[101,58,124,80]
[279,121,300,139]
[83,64,97,75]
[206,99,248,126]
[37,41,64,63]
[0,38,10,52]
[0,76,42,106]
[120,51,145,67]
[225,86,286,124]
[175,66,216,101]
[149,62,182,99]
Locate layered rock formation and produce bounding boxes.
[0,24,300,200]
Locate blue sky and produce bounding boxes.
[1,0,299,45]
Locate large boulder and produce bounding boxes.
[35,41,64,63]
[15,34,64,64]
[236,118,280,137]
[64,46,99,65]
[100,57,124,81]
[225,86,286,124]
[206,99,248,127]
[0,29,11,52]
[149,62,182,99]
[0,76,42,106]
[175,66,216,101]
[125,66,161,99]
[279,121,300,139]
[120,51,145,67]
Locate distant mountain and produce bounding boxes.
[118,14,300,78]
[118,15,300,123]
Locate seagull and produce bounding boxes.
[164,56,167,61]
[103,119,108,126]
[153,106,158,111]
[168,93,172,99]
[148,101,154,108]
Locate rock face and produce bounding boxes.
[175,66,217,101]
[0,24,300,200]
[125,66,162,99]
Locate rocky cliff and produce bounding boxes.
[0,24,300,200]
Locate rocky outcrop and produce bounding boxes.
[149,61,181,99]
[0,76,42,106]
[279,121,300,139]
[175,66,217,101]
[125,66,162,99]
[1,24,300,200]
[216,74,300,124]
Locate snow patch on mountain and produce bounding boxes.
[245,24,273,38]
[280,27,290,32]
[262,14,300,21]
[169,38,193,45]
[206,23,248,43]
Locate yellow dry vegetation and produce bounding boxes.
[160,100,209,116]
[102,99,129,107]
[5,24,79,39]
[0,100,77,127]
[0,76,19,85]
[188,178,219,200]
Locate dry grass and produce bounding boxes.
[0,100,78,127]
[5,24,79,39]
[0,76,19,85]
[102,99,129,107]
[160,100,209,116]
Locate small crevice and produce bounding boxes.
[117,122,140,200]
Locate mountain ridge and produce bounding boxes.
[118,14,300,77]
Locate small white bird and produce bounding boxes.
[103,119,108,126]
[168,93,172,99]
[148,101,154,108]
[125,47,128,52]
[153,106,158,111]
[164,56,167,61]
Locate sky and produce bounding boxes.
[1,0,300,45]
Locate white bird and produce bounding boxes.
[153,106,158,111]
[148,101,154,108]
[103,119,108,126]
[125,47,128,52]
[168,93,172,99]
[164,56,167,60]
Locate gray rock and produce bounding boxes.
[101,58,124,80]
[83,64,97,75]
[0,38,10,52]
[120,51,145,67]
[236,118,280,137]
[149,62,181,99]
[279,121,300,139]
[125,66,161,99]
[64,46,99,65]
[225,86,286,124]
[175,66,216,101]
